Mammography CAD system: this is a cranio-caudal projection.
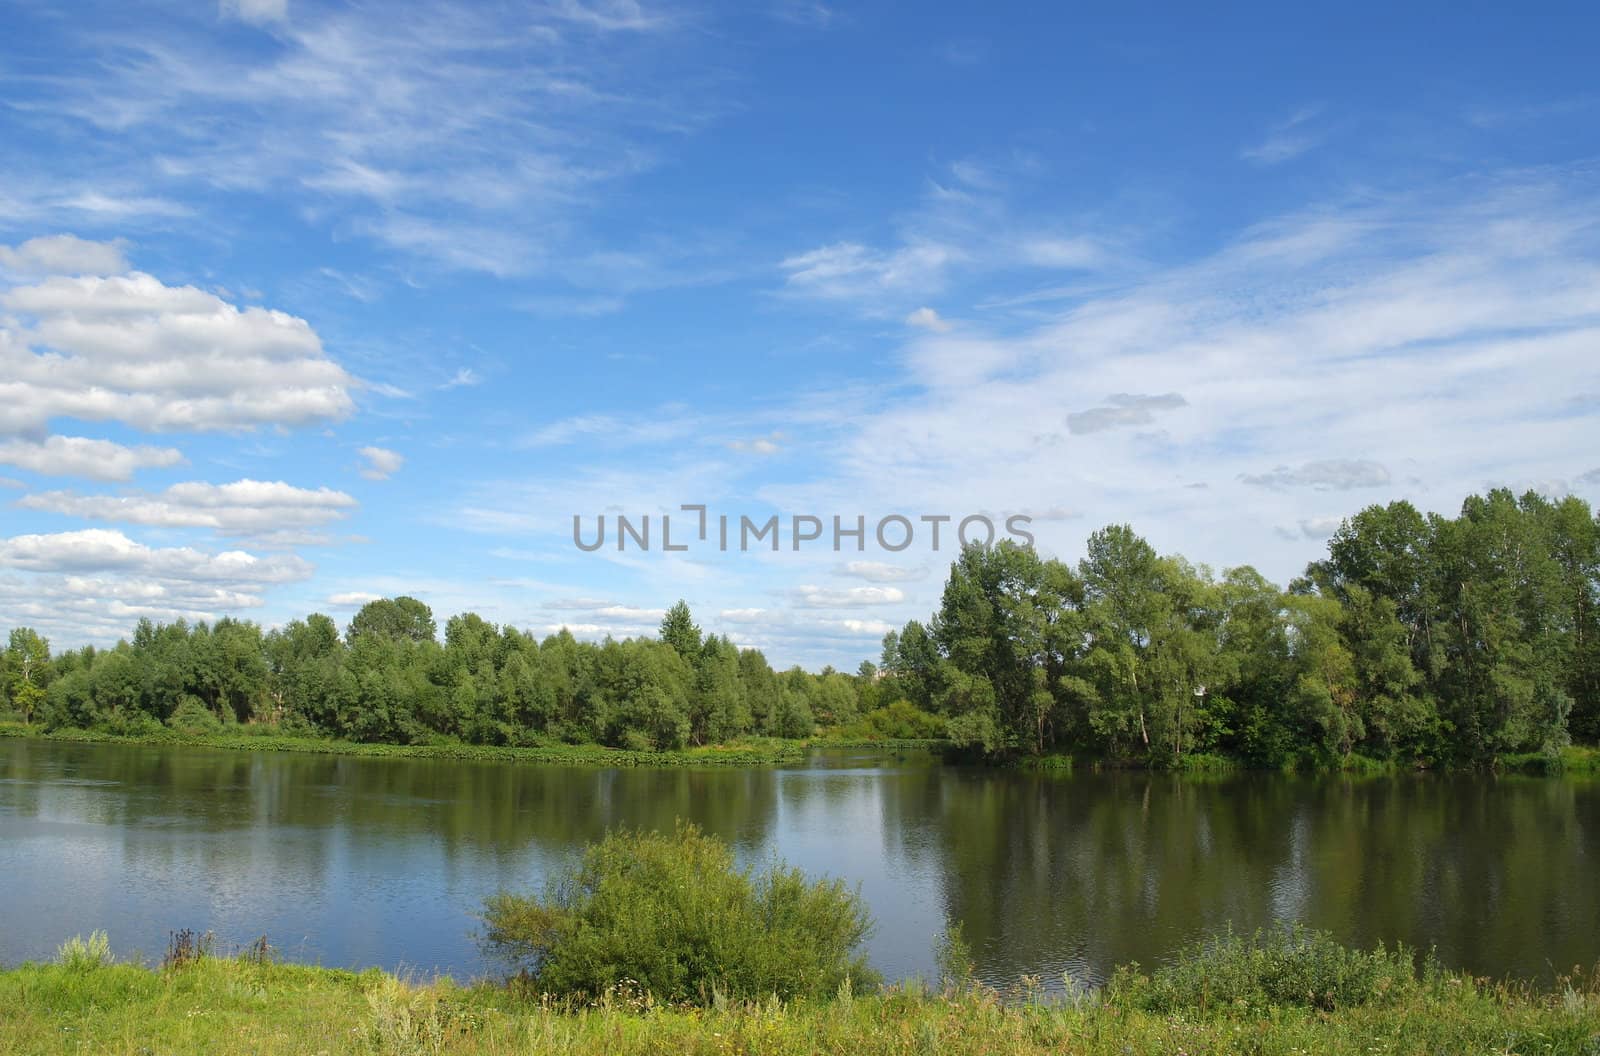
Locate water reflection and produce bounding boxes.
[0,740,1594,984]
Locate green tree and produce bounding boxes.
[3,627,51,724]
[346,596,437,645]
[659,600,702,663]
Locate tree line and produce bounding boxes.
[883,488,1597,767]
[2,487,1596,767]
[0,595,901,749]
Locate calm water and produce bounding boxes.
[1,738,1596,986]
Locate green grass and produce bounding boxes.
[2,938,1597,1056]
[1561,744,1600,775]
[0,723,810,767]
[1498,745,1600,777]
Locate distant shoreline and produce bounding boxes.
[0,723,947,768]
[4,722,1595,777]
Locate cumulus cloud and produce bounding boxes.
[0,527,315,641]
[905,306,953,332]
[728,432,782,455]
[1298,515,1346,539]
[0,528,311,582]
[1241,460,1392,491]
[1066,393,1188,434]
[0,435,185,481]
[358,446,404,480]
[0,235,129,277]
[793,585,905,607]
[0,272,355,435]
[17,479,357,538]
[328,591,381,606]
[839,560,926,583]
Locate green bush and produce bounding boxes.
[167,696,224,737]
[1114,924,1427,1014]
[56,931,113,971]
[481,822,879,1003]
[834,700,946,741]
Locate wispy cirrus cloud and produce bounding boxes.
[1241,106,1324,164]
[6,0,717,287]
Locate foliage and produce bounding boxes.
[4,937,1600,1056]
[54,932,112,972]
[6,486,1599,771]
[832,699,946,741]
[9,726,809,767]
[481,823,878,1002]
[875,487,1600,769]
[167,695,224,737]
[1113,924,1429,1014]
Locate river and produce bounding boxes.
[1,738,1595,986]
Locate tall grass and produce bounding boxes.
[54,931,112,972]
[3,946,1599,1056]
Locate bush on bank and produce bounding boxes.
[5,929,1600,1056]
[480,822,879,1003]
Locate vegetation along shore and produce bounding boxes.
[4,488,1598,774]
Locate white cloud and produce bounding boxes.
[0,528,310,582]
[0,527,315,642]
[719,607,769,623]
[12,2,707,285]
[220,0,288,25]
[781,241,960,302]
[754,171,1600,590]
[0,272,355,435]
[1020,237,1107,270]
[905,306,953,332]
[839,560,926,583]
[728,432,783,455]
[0,435,185,481]
[839,618,894,636]
[17,479,357,538]
[440,367,482,389]
[328,591,381,606]
[0,235,129,277]
[1298,516,1346,539]
[358,446,405,481]
[1241,106,1324,165]
[793,585,905,607]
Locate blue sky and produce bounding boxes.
[1,0,1598,668]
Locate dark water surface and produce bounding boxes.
[1,738,1595,986]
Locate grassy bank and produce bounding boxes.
[3,942,1598,1055]
[7,720,1595,776]
[0,722,811,767]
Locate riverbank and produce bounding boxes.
[0,722,820,767]
[5,721,1595,775]
[3,944,1597,1055]
[0,722,955,768]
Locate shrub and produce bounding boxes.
[835,700,946,741]
[481,822,879,1003]
[1114,924,1426,1014]
[56,931,113,971]
[167,696,223,737]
